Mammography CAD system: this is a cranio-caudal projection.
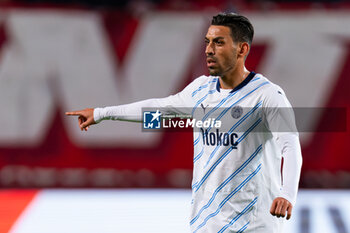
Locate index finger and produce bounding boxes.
[286,205,293,220]
[65,111,82,116]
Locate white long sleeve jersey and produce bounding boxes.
[94,72,303,233]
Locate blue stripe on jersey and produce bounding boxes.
[251,77,260,83]
[192,94,209,116]
[236,222,250,233]
[201,91,237,122]
[208,89,216,94]
[193,148,204,163]
[203,82,268,121]
[194,100,262,165]
[192,78,263,148]
[202,146,220,167]
[192,87,222,146]
[191,89,216,117]
[193,118,262,193]
[217,198,257,233]
[193,166,261,233]
[237,118,262,144]
[193,136,200,146]
[214,85,265,122]
[203,101,262,167]
[201,74,262,121]
[229,101,262,132]
[194,81,266,163]
[193,136,200,147]
[190,145,262,225]
[192,181,199,189]
[202,81,268,125]
[192,78,218,97]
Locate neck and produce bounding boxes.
[219,66,250,90]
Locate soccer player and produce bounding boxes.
[66,13,302,233]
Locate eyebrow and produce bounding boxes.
[205,36,225,42]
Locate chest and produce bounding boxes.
[193,90,265,134]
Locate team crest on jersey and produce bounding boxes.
[231,106,243,119]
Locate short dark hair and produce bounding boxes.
[211,13,254,45]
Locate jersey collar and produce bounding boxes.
[216,71,256,93]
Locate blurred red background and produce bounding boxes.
[0,0,349,189]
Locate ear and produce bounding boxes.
[238,42,250,58]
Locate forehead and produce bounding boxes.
[206,25,232,39]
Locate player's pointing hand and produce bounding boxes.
[270,197,293,220]
[65,108,95,131]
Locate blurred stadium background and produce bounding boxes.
[0,0,350,232]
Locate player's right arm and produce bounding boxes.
[65,96,187,131]
[65,96,184,131]
[65,76,207,131]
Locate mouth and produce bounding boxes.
[206,58,217,68]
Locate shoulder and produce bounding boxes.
[253,73,286,96]
[183,75,218,96]
[252,73,282,92]
[254,73,292,107]
[191,75,218,87]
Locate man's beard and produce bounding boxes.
[208,68,222,76]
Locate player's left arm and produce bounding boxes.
[270,132,302,220]
[263,85,303,220]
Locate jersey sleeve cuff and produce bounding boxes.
[278,192,296,206]
[93,108,104,124]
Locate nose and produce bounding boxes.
[205,42,215,56]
